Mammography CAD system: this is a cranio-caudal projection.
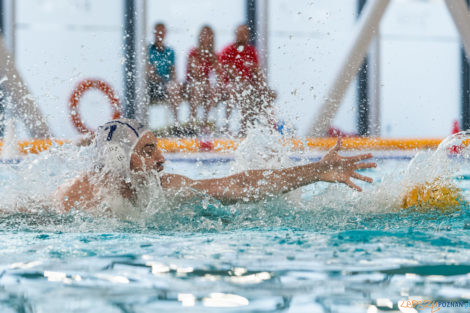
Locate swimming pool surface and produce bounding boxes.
[1,144,470,312]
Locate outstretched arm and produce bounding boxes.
[161,140,376,203]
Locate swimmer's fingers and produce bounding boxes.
[345,153,373,162]
[355,162,377,170]
[345,179,362,192]
[351,172,373,183]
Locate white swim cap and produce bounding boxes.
[94,118,150,175]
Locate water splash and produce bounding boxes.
[355,131,470,213]
[231,122,296,172]
[231,121,302,205]
[1,119,19,159]
[1,127,470,232]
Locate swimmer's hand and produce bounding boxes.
[317,139,376,191]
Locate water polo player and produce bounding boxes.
[55,118,377,214]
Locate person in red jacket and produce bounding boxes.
[219,24,275,135]
[185,25,220,125]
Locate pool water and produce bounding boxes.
[1,133,470,312]
[2,215,470,313]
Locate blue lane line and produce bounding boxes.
[289,156,414,162]
[0,155,414,165]
[165,155,414,164]
[167,157,234,164]
[0,159,22,164]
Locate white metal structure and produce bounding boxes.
[2,0,14,55]
[445,0,470,59]
[308,0,390,136]
[368,36,380,137]
[0,0,51,138]
[256,0,269,79]
[134,0,149,126]
[308,0,470,137]
[0,35,51,138]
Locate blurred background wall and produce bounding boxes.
[12,0,461,138]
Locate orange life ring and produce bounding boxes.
[69,79,121,134]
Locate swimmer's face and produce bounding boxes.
[130,132,165,173]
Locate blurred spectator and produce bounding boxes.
[219,24,275,135]
[147,23,182,123]
[185,25,220,125]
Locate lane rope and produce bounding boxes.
[69,79,121,134]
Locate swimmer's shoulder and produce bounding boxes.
[160,173,194,190]
[54,172,99,212]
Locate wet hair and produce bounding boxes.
[198,25,215,54]
[235,24,251,43]
[154,23,166,32]
[237,24,250,32]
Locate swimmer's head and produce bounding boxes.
[95,118,164,175]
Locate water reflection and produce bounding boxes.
[177,293,196,307]
[202,292,249,307]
